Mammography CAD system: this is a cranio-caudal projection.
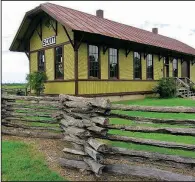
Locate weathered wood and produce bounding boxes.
[111,104,195,113]
[104,164,195,181]
[4,102,62,108]
[58,158,91,171]
[90,117,109,126]
[106,134,195,151]
[59,94,111,109]
[87,126,108,136]
[63,109,99,119]
[7,112,52,118]
[110,112,195,125]
[63,135,86,145]
[60,115,93,128]
[105,147,195,169]
[83,157,105,175]
[2,126,63,139]
[7,107,58,113]
[2,122,62,132]
[63,148,87,156]
[2,95,60,101]
[106,125,195,136]
[84,145,104,163]
[63,126,91,138]
[87,138,108,152]
[5,117,58,124]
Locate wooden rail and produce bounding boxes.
[1,94,195,179]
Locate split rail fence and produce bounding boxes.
[2,94,195,181]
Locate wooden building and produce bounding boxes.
[10,3,195,100]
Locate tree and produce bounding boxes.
[26,71,47,96]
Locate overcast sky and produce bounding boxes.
[2,1,195,83]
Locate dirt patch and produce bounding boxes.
[2,135,195,181]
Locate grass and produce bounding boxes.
[2,140,65,181]
[113,97,195,107]
[109,129,195,145]
[110,118,194,128]
[108,141,195,158]
[2,83,27,89]
[108,97,195,159]
[112,110,195,120]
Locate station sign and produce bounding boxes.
[42,36,56,47]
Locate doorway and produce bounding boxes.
[181,60,190,78]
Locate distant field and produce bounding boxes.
[2,83,27,89]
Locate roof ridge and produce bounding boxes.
[45,2,195,49]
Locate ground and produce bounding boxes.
[2,97,195,181]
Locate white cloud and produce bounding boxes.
[2,1,195,83]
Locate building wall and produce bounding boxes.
[190,64,195,82]
[78,81,157,95]
[77,43,165,95]
[44,82,75,95]
[29,16,75,95]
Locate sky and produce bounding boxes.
[2,1,195,83]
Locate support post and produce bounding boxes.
[74,41,79,96]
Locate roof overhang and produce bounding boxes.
[74,30,195,61]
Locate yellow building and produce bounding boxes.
[10,3,195,100]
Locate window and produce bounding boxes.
[54,46,63,79]
[173,58,178,77]
[109,48,118,79]
[146,54,153,79]
[88,45,100,78]
[134,52,142,79]
[38,51,45,72]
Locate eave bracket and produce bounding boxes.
[126,49,131,57]
[103,46,108,55]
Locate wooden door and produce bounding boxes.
[181,61,190,78]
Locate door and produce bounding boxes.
[181,60,190,78]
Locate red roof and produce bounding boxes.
[11,2,195,56]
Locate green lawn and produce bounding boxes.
[109,141,195,158]
[109,129,195,145]
[110,118,194,128]
[112,110,195,120]
[109,97,195,159]
[114,97,195,107]
[2,140,65,181]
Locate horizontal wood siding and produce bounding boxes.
[142,53,146,80]
[190,64,195,82]
[101,46,108,79]
[64,44,74,79]
[178,59,182,78]
[153,55,163,80]
[45,48,54,80]
[119,50,133,79]
[30,52,37,73]
[78,43,88,79]
[78,81,157,95]
[44,82,75,94]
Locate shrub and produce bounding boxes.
[190,84,195,92]
[26,72,47,96]
[153,77,177,98]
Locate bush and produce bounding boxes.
[153,77,177,98]
[26,72,47,96]
[190,84,195,92]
